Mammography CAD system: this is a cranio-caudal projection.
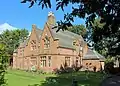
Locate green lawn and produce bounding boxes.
[6,69,104,86]
[6,69,54,86]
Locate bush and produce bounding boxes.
[53,64,83,74]
[0,44,8,86]
[30,65,37,72]
[37,69,45,74]
[104,62,114,74]
[53,68,60,74]
[104,62,120,74]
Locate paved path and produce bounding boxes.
[100,75,120,86]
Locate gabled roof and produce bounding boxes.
[49,25,84,49]
[19,38,29,48]
[83,49,105,60]
[36,28,43,39]
[19,28,42,48]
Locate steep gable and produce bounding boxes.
[28,24,42,43]
[49,26,85,49]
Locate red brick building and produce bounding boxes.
[13,12,105,72]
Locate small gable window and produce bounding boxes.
[30,40,36,51]
[44,36,50,49]
[73,41,76,46]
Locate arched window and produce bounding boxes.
[44,36,50,49]
[30,40,36,50]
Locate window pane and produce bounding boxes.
[65,57,70,66]
[40,56,46,67]
[48,56,51,67]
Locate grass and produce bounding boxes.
[6,69,104,86]
[6,69,54,86]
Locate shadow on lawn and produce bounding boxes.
[28,72,103,86]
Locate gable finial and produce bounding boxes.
[48,11,54,17]
[32,24,36,30]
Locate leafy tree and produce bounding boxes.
[68,24,87,38]
[0,43,8,86]
[0,29,29,65]
[21,0,120,57]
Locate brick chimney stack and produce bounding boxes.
[47,11,55,26]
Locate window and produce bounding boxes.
[73,41,76,46]
[89,63,92,65]
[65,57,70,66]
[30,40,36,50]
[48,56,51,67]
[76,57,79,66]
[44,36,50,49]
[40,56,46,67]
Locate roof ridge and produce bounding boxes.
[36,28,43,31]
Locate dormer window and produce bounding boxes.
[30,40,36,51]
[44,36,50,49]
[73,41,76,46]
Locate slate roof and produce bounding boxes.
[48,25,84,49]
[83,48,105,60]
[36,28,43,39]
[19,39,29,48]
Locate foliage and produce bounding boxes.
[53,63,82,74]
[104,62,120,74]
[68,24,87,38]
[37,69,45,74]
[105,57,114,64]
[90,18,119,57]
[0,43,8,86]
[0,29,29,56]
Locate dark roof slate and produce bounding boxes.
[49,26,84,49]
[83,49,105,60]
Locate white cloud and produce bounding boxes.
[0,23,17,34]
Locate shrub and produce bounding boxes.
[0,44,8,86]
[53,64,83,74]
[53,68,59,74]
[37,69,44,74]
[104,62,114,74]
[71,64,82,72]
[104,62,120,74]
[30,65,37,72]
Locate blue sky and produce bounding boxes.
[0,0,85,31]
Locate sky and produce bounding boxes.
[0,0,85,32]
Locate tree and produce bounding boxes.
[89,18,120,57]
[68,24,87,38]
[21,0,120,57]
[0,29,29,65]
[0,43,8,86]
